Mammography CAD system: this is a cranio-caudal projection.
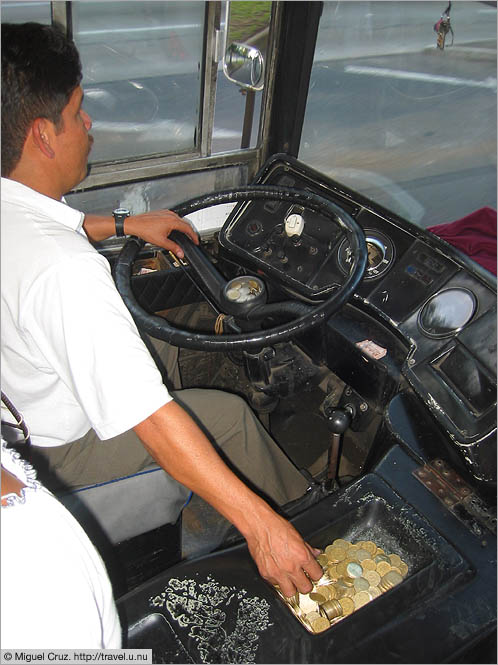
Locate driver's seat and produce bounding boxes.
[57,467,190,593]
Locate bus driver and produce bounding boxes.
[1,21,323,599]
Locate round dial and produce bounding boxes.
[418,287,476,338]
[338,230,394,280]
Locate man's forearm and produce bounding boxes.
[133,400,267,535]
[83,211,199,257]
[133,400,323,597]
[83,214,115,242]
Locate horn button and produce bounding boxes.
[222,276,267,316]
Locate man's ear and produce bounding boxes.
[31,118,55,159]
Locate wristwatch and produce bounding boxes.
[113,207,130,237]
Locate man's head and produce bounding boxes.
[2,22,91,191]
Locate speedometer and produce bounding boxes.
[338,229,395,280]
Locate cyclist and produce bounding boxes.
[434,2,454,50]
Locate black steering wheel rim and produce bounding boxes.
[114,185,367,351]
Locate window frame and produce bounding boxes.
[48,1,283,192]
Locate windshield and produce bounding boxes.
[299,1,497,229]
[2,0,495,233]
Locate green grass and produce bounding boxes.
[227,1,272,43]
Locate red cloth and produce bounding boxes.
[428,207,497,276]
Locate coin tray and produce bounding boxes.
[273,492,435,634]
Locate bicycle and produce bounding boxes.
[434,2,454,50]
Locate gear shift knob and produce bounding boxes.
[326,407,353,434]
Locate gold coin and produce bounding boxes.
[325,545,347,563]
[315,585,331,601]
[332,538,350,549]
[338,596,355,615]
[378,580,391,593]
[353,591,371,609]
[384,570,403,587]
[301,614,313,630]
[311,616,330,633]
[375,553,390,564]
[327,564,339,580]
[363,540,377,555]
[361,558,376,571]
[389,553,402,567]
[334,582,354,598]
[353,577,370,592]
[332,581,346,597]
[306,610,321,622]
[391,566,402,576]
[336,560,347,577]
[398,561,409,577]
[324,585,337,600]
[347,543,361,551]
[320,599,343,620]
[364,570,381,587]
[368,586,381,599]
[376,561,392,576]
[355,548,371,562]
[316,553,329,568]
[310,591,327,604]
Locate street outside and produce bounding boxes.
[2,1,495,228]
[299,1,497,227]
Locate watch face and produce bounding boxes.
[113,208,130,217]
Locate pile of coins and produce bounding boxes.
[274,538,409,634]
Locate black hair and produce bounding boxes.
[1,22,82,177]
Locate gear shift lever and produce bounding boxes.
[325,405,354,486]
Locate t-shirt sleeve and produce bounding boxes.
[23,250,172,440]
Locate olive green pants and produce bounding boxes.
[32,338,309,514]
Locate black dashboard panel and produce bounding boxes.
[366,240,459,322]
[219,154,497,482]
[222,198,347,298]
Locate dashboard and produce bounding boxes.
[218,154,497,482]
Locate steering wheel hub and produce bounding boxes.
[223,276,267,315]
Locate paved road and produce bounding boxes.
[299,48,496,227]
[296,1,497,227]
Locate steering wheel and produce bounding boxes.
[114,185,367,351]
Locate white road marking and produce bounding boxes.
[345,65,497,91]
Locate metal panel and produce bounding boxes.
[51,1,70,34]
[199,2,221,158]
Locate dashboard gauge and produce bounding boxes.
[338,229,395,280]
[418,287,476,338]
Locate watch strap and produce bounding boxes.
[113,209,130,237]
[115,216,126,237]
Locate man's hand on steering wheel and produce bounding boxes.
[124,210,199,259]
[83,209,199,258]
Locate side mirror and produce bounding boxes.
[223,42,265,91]
[221,0,270,92]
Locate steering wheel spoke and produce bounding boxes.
[169,230,229,310]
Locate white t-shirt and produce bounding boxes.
[1,442,122,648]
[1,178,172,447]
